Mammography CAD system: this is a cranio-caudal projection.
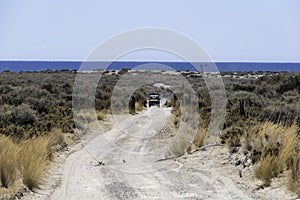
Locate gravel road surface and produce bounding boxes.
[24,107,293,200]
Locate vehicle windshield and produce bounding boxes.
[149,94,159,99]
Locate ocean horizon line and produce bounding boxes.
[0,60,300,72]
[1,59,300,63]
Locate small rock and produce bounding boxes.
[95,161,105,166]
[15,192,23,199]
[235,160,241,166]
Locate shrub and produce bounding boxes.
[0,136,19,188]
[47,130,66,160]
[277,125,299,170]
[0,133,65,190]
[97,111,106,121]
[135,102,143,112]
[13,104,37,126]
[193,128,207,148]
[277,76,300,94]
[186,128,207,153]
[233,84,256,92]
[255,155,277,186]
[19,137,50,190]
[287,151,300,196]
[281,131,300,195]
[251,123,300,189]
[74,110,98,132]
[220,126,243,145]
[2,125,25,142]
[172,115,180,128]
[61,120,73,133]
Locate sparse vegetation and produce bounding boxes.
[0,131,65,191]
[246,123,299,187]
[0,136,18,188]
[186,128,207,153]
[170,71,300,195]
[0,69,149,194]
[0,69,299,196]
[135,102,143,112]
[0,70,147,141]
[288,151,300,196]
[19,137,51,190]
[96,111,107,121]
[254,155,274,186]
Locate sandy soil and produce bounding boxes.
[23,107,297,200]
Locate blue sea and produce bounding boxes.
[0,61,299,72]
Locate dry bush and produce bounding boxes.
[74,110,97,131]
[21,133,65,188]
[248,122,294,158]
[97,111,106,120]
[287,141,300,196]
[187,128,207,153]
[220,126,243,153]
[0,131,66,191]
[194,128,207,148]
[47,129,66,160]
[167,125,190,157]
[0,136,19,188]
[48,129,64,147]
[168,121,201,157]
[239,136,252,154]
[171,104,182,128]
[167,137,187,157]
[220,126,243,145]
[252,122,300,189]
[254,155,276,186]
[19,137,50,190]
[277,125,299,169]
[172,116,180,128]
[288,180,300,197]
[287,151,300,196]
[135,102,143,112]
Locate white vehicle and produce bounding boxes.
[148,93,161,107]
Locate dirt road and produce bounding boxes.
[24,107,269,200]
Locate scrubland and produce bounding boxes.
[171,71,300,195]
[0,69,299,197]
[0,69,147,197]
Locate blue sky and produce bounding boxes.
[0,0,300,62]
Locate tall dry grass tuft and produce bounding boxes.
[0,136,19,188]
[284,133,300,196]
[287,151,300,196]
[167,134,187,157]
[96,111,106,121]
[19,137,51,190]
[0,132,66,191]
[254,155,275,186]
[135,102,143,112]
[193,128,207,148]
[187,128,207,153]
[47,129,65,160]
[249,122,286,154]
[251,122,300,189]
[74,110,97,131]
